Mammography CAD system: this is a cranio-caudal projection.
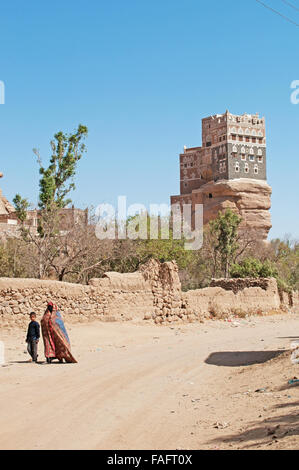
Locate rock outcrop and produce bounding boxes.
[192,178,272,240]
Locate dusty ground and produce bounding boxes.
[0,313,299,450]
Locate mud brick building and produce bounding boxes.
[0,172,88,238]
[170,111,271,240]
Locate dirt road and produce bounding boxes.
[0,313,298,450]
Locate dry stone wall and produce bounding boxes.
[0,259,295,328]
[185,277,284,320]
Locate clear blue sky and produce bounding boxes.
[0,0,298,239]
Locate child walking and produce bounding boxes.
[26,312,40,363]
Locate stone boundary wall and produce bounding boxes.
[185,277,284,320]
[210,277,272,293]
[0,259,295,328]
[0,259,187,328]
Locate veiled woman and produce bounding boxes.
[41,302,77,364]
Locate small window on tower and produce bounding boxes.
[209,193,213,199]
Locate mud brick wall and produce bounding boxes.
[0,259,293,328]
[185,277,285,320]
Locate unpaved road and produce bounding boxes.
[0,313,299,450]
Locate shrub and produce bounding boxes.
[230,257,278,279]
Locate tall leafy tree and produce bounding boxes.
[35,124,88,209]
[210,208,242,278]
[13,125,88,279]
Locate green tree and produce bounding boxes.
[13,125,88,279]
[12,194,30,223]
[35,124,88,210]
[230,257,278,278]
[210,208,242,278]
[267,238,299,291]
[131,214,194,270]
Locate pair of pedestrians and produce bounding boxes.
[26,302,77,364]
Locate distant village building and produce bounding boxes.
[170,111,272,240]
[0,173,88,239]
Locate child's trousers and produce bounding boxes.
[27,340,38,362]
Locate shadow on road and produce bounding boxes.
[205,350,285,367]
[9,361,34,364]
[208,408,299,449]
[277,337,299,340]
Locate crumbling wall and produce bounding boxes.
[185,277,282,320]
[0,270,155,328]
[138,259,190,324]
[210,277,272,293]
[0,260,292,328]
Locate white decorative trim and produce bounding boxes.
[227,140,266,148]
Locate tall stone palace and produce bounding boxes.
[170,111,272,240]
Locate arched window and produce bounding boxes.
[245,128,250,135]
[258,148,262,156]
[252,129,256,136]
[238,127,243,134]
[254,165,258,174]
[231,127,236,134]
[232,145,237,153]
[244,163,249,173]
[235,163,240,172]
[249,147,254,155]
[241,146,245,154]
